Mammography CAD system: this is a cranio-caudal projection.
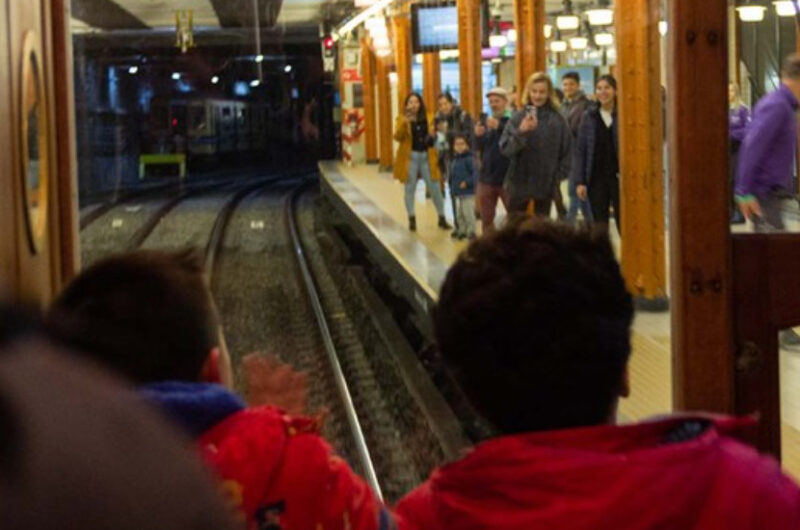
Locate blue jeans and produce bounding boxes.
[405,151,445,217]
[567,179,593,224]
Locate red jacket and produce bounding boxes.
[199,406,386,530]
[395,416,800,530]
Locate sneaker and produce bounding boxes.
[409,216,417,232]
[438,216,453,230]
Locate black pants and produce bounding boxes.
[588,176,620,234]
[508,196,553,219]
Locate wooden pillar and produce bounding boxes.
[615,0,668,308]
[669,1,735,413]
[514,0,546,94]
[457,0,482,117]
[392,13,412,111]
[422,52,441,113]
[361,38,378,163]
[376,56,393,171]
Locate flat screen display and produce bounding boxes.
[412,4,459,52]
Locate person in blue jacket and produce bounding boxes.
[449,134,477,240]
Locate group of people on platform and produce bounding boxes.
[394,70,621,238]
[5,221,799,529]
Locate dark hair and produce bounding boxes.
[0,305,38,349]
[437,92,455,104]
[404,92,428,123]
[46,250,220,384]
[783,53,800,80]
[562,71,581,83]
[453,133,470,144]
[434,221,634,434]
[597,74,617,91]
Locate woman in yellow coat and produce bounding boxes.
[394,92,451,232]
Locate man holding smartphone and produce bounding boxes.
[475,88,512,234]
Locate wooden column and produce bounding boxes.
[669,1,735,414]
[457,0,482,117]
[392,13,412,110]
[361,38,378,163]
[514,0,546,94]
[615,0,668,308]
[376,56,393,171]
[422,52,441,112]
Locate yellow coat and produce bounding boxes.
[392,114,442,183]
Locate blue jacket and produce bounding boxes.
[572,105,619,187]
[737,84,798,197]
[449,152,477,197]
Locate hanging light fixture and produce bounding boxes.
[736,1,767,22]
[507,28,517,42]
[372,36,390,49]
[376,48,391,57]
[490,33,508,48]
[368,24,388,38]
[569,36,588,50]
[551,40,568,53]
[585,0,614,27]
[774,0,799,16]
[594,32,614,46]
[556,0,580,30]
[659,20,668,36]
[543,24,553,38]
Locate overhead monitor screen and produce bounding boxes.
[412,4,459,52]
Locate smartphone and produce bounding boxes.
[480,112,488,125]
[525,105,537,119]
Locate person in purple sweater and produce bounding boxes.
[729,83,750,224]
[736,54,800,231]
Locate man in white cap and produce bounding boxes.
[474,87,512,234]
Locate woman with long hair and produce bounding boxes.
[573,75,620,234]
[393,92,450,232]
[500,72,572,218]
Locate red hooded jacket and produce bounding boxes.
[395,416,800,530]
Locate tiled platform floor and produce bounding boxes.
[320,160,800,479]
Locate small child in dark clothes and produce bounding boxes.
[449,135,477,240]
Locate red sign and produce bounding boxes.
[341,68,362,83]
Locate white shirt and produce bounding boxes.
[600,108,614,128]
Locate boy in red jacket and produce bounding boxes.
[396,221,800,529]
[46,250,390,530]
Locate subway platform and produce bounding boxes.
[319,159,800,478]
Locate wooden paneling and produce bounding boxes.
[422,52,441,114]
[392,13,412,111]
[616,0,667,306]
[668,1,735,417]
[376,55,393,171]
[361,38,378,163]
[0,0,19,299]
[457,0,482,118]
[513,0,545,94]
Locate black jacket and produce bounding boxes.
[572,104,619,187]
[476,115,511,186]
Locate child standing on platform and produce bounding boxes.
[449,135,477,240]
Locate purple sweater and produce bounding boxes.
[736,84,798,196]
[729,105,750,144]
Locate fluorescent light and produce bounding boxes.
[774,1,798,16]
[569,36,588,50]
[585,8,613,26]
[250,79,261,87]
[255,54,264,63]
[489,34,508,48]
[171,72,181,80]
[736,5,767,21]
[659,20,668,36]
[128,66,139,74]
[284,65,292,73]
[211,75,220,84]
[337,0,395,38]
[543,24,553,39]
[507,28,517,42]
[556,15,580,30]
[594,32,614,46]
[550,40,568,53]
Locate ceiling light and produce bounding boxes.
[414,53,423,64]
[255,54,264,63]
[128,66,139,74]
[211,75,220,84]
[774,1,798,16]
[365,17,386,30]
[594,32,614,46]
[543,24,553,39]
[336,0,394,37]
[388,71,398,82]
[372,36,390,49]
[171,72,181,80]
[489,34,508,48]
[250,79,261,87]
[736,5,767,21]
[376,48,391,57]
[284,65,292,73]
[550,40,568,53]
[659,20,668,36]
[585,8,613,26]
[507,28,517,42]
[369,25,388,38]
[556,15,580,30]
[569,36,588,50]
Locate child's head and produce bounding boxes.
[454,135,470,154]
